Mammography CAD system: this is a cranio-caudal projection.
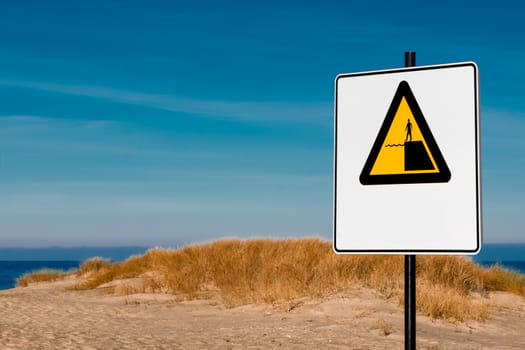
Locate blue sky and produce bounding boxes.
[0,0,524,247]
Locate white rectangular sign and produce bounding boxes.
[334,62,481,254]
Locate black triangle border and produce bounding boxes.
[359,81,451,185]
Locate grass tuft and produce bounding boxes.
[77,257,111,276]
[17,269,69,287]
[414,283,489,322]
[481,264,525,296]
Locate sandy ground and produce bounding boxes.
[1,278,524,349]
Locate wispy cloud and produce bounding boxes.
[0,115,135,155]
[0,80,332,126]
[0,115,121,129]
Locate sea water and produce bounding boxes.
[472,243,525,274]
[0,247,149,290]
[0,261,80,290]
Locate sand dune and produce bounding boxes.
[1,276,524,349]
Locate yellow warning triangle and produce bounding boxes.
[360,81,450,185]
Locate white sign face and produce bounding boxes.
[334,62,481,254]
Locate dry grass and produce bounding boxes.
[370,317,394,336]
[415,283,489,322]
[481,264,525,295]
[17,269,70,287]
[77,257,111,276]
[18,239,525,322]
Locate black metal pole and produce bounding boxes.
[405,255,416,350]
[404,51,416,350]
[405,51,416,69]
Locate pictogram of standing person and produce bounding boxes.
[405,118,412,142]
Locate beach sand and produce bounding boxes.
[1,277,524,349]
